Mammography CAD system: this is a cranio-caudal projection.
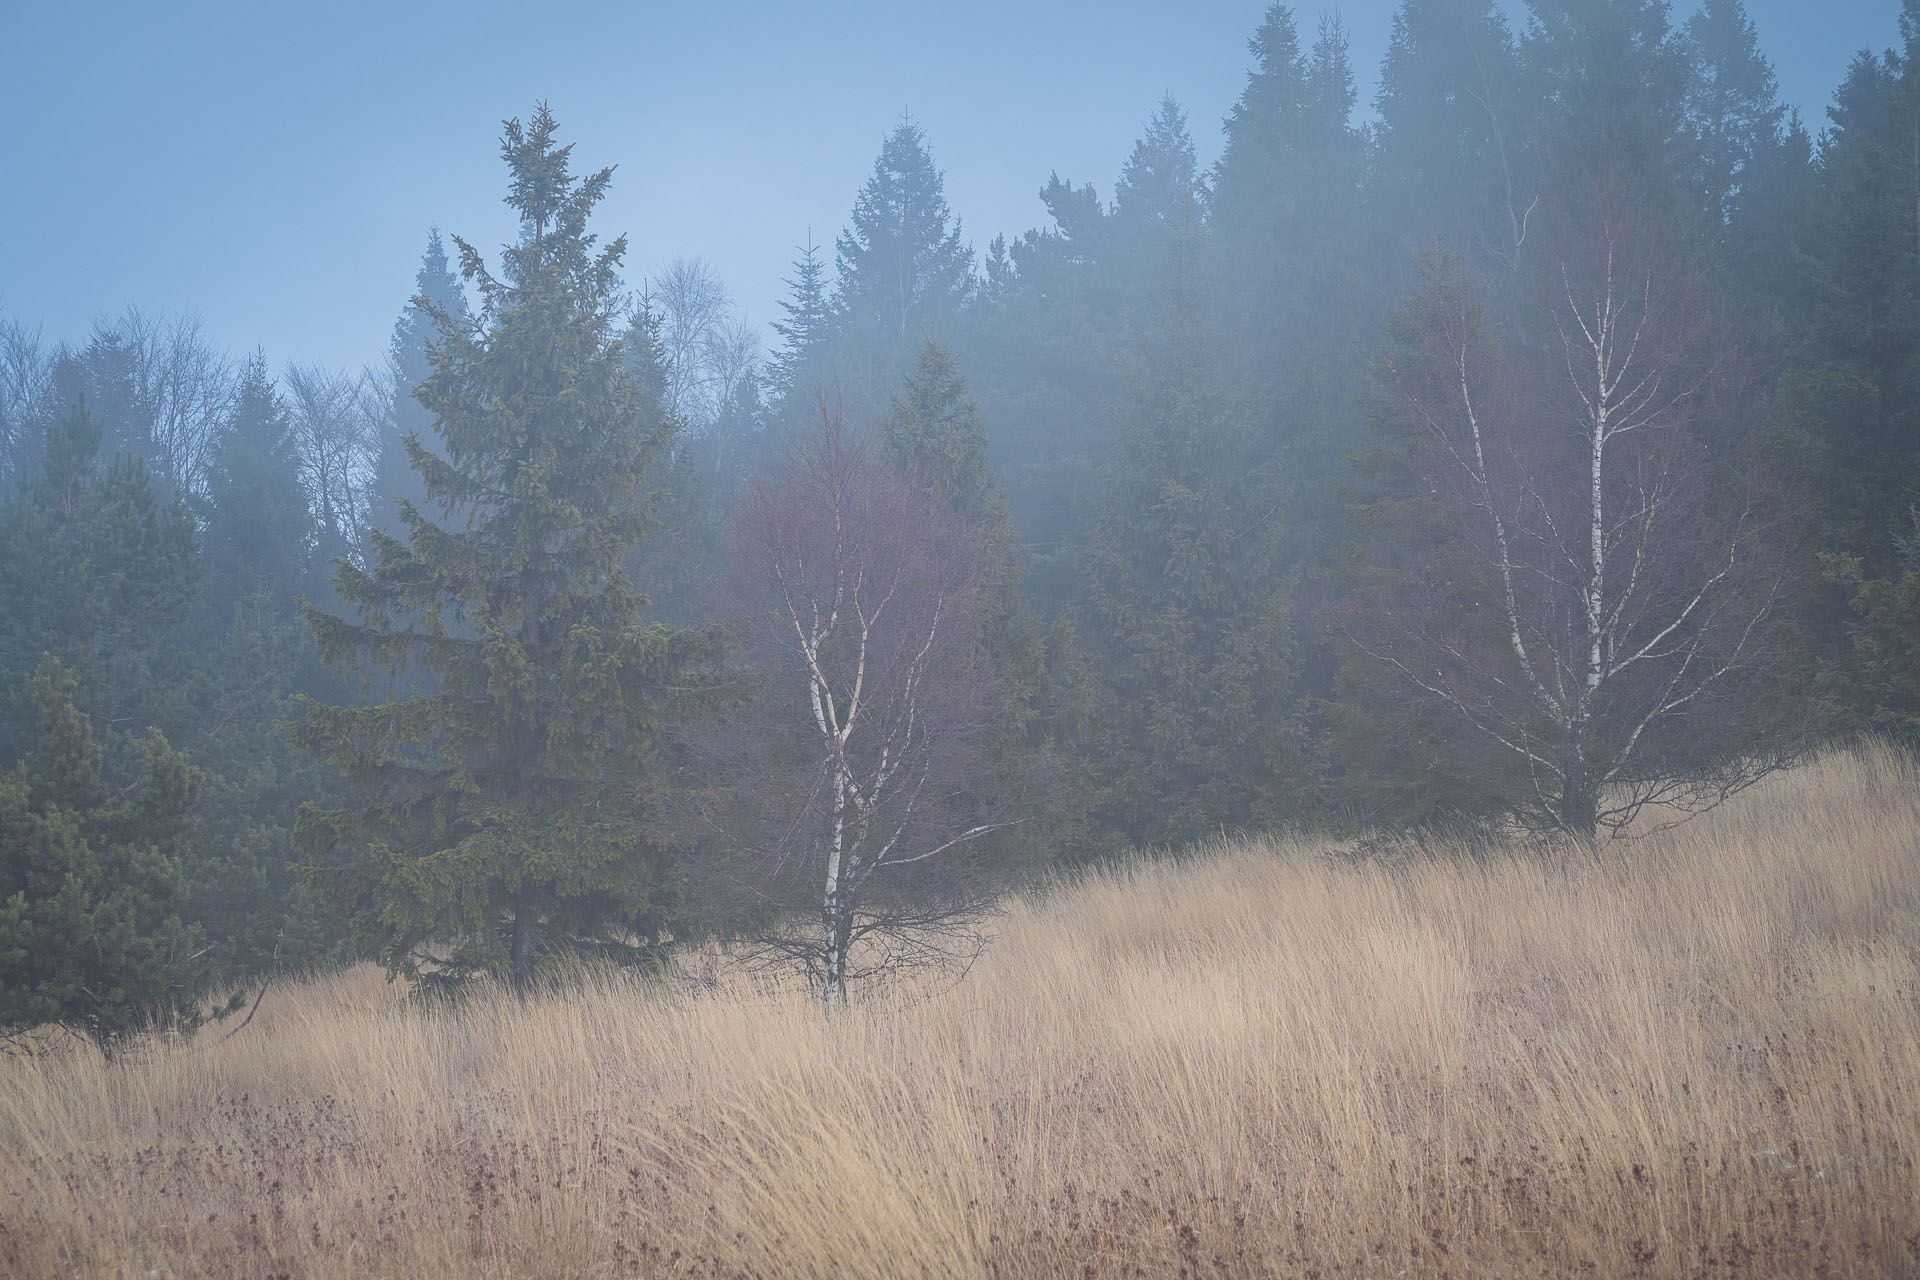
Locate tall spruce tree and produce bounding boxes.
[1068,204,1317,850]
[373,229,469,541]
[882,340,1056,866]
[292,106,705,990]
[1209,7,1375,530]
[199,353,311,622]
[1109,97,1203,295]
[0,399,201,742]
[767,234,831,404]
[829,120,974,409]
[1682,0,1784,232]
[1371,0,1529,273]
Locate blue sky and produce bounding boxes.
[0,1,1900,376]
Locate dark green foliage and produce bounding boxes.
[955,101,1204,609]
[1821,527,1920,742]
[1682,0,1784,230]
[885,341,995,520]
[0,399,202,756]
[1370,0,1529,272]
[1520,0,1691,173]
[768,234,831,402]
[882,342,1059,865]
[0,659,236,1049]
[199,353,311,621]
[1209,7,1377,529]
[1774,34,1920,581]
[374,228,470,542]
[1067,214,1319,852]
[292,106,709,991]
[827,121,974,413]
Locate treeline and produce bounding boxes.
[4,0,1918,1038]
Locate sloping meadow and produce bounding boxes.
[4,747,1917,1277]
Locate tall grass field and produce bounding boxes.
[4,747,1917,1277]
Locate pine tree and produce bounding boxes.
[1371,0,1529,271]
[199,353,311,621]
[830,120,974,406]
[767,234,830,403]
[0,658,233,1049]
[1682,0,1785,231]
[373,229,469,541]
[292,106,707,991]
[1208,6,1374,530]
[0,399,202,744]
[1068,209,1318,850]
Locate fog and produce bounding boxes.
[1,0,1915,1066]
[0,1,1882,374]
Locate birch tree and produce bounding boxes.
[721,406,1006,1008]
[1349,181,1802,839]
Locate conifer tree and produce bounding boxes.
[1068,208,1318,850]
[1209,6,1375,531]
[1775,25,1920,580]
[1371,0,1529,271]
[1682,0,1784,230]
[1109,97,1202,294]
[0,399,201,737]
[373,229,469,541]
[0,658,232,1049]
[199,353,311,621]
[767,234,830,403]
[292,106,706,991]
[830,120,974,408]
[883,341,1060,863]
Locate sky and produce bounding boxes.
[0,1,1902,378]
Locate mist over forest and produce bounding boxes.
[1,0,1915,1026]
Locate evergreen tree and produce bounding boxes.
[955,102,1206,603]
[1520,0,1692,184]
[373,229,469,541]
[1682,0,1785,231]
[1068,209,1318,851]
[0,399,202,749]
[1370,0,1530,271]
[1775,20,1920,579]
[292,106,707,991]
[767,234,831,403]
[829,120,974,408]
[1209,6,1376,532]
[621,299,716,628]
[0,658,235,1049]
[885,344,1046,710]
[199,353,311,621]
[1109,97,1203,294]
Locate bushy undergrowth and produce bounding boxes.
[3,747,1917,1277]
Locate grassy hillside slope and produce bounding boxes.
[4,747,1917,1277]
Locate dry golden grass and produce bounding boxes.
[4,746,1919,1278]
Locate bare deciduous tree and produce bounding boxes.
[115,307,234,492]
[1349,182,1803,839]
[706,405,1012,1007]
[0,313,49,484]
[284,361,385,565]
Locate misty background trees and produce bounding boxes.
[3,0,1916,1028]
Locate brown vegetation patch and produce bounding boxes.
[4,747,1918,1277]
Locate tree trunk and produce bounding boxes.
[821,897,851,1013]
[1557,771,1600,843]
